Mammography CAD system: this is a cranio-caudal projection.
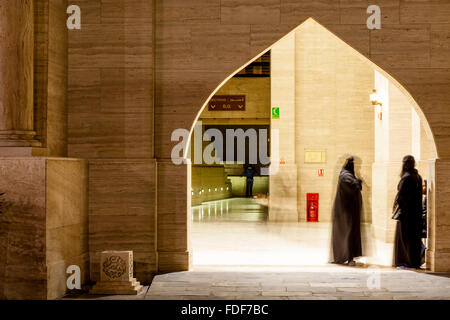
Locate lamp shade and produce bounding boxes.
[370,90,378,103]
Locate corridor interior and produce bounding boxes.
[188,19,435,271]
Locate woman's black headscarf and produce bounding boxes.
[343,156,355,176]
[401,155,417,177]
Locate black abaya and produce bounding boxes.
[331,169,363,264]
[393,171,423,268]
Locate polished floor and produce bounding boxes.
[191,198,392,267]
[65,198,450,300]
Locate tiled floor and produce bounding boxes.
[67,266,450,300]
[146,266,450,300]
[65,198,450,300]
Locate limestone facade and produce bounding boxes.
[1,0,450,300]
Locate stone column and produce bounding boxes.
[428,159,450,272]
[269,33,298,221]
[0,0,39,147]
[371,72,428,246]
[157,160,192,272]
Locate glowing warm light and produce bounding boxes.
[370,89,382,106]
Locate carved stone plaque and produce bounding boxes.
[91,250,143,295]
[100,251,133,282]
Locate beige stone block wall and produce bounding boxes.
[67,0,157,280]
[272,33,295,165]
[292,21,374,222]
[89,160,157,283]
[0,159,47,300]
[388,82,413,162]
[157,161,190,272]
[431,159,450,272]
[269,33,297,221]
[62,0,449,273]
[46,158,88,300]
[0,158,88,300]
[34,0,69,157]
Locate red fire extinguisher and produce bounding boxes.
[307,193,319,222]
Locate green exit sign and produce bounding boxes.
[272,107,280,119]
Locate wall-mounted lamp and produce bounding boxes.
[370,89,382,106]
[370,89,383,120]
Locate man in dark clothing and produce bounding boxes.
[242,165,257,198]
[393,155,423,269]
[331,156,363,266]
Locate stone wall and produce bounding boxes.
[0,158,88,300]
[34,0,68,157]
[67,0,156,282]
[296,21,374,222]
[269,20,374,222]
[64,0,450,274]
[153,0,449,271]
[46,158,88,300]
[0,159,47,300]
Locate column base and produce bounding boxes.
[0,157,89,300]
[91,278,144,295]
[269,164,298,222]
[0,147,48,157]
[158,251,191,273]
[0,131,41,147]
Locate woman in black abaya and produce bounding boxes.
[331,156,363,266]
[393,155,423,269]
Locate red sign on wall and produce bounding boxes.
[208,95,246,111]
[318,169,325,177]
[307,193,319,222]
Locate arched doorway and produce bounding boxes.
[181,18,438,270]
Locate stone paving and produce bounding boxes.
[65,265,450,300]
[64,199,450,300]
[144,265,450,300]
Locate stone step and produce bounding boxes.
[90,279,144,295]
